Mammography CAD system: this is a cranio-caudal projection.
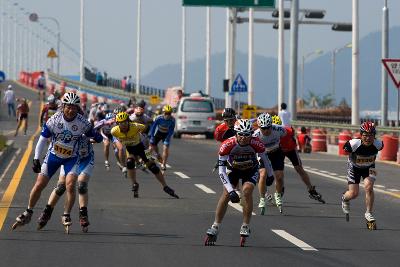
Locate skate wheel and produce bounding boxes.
[204,236,215,246]
[82,226,88,233]
[240,236,246,247]
[65,225,70,234]
[319,199,326,204]
[11,222,20,230]
[345,214,349,222]
[260,207,265,216]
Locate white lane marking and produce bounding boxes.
[166,164,171,168]
[228,202,256,215]
[195,184,216,194]
[272,229,318,251]
[174,171,190,179]
[0,149,21,183]
[388,189,400,192]
[374,185,385,188]
[285,164,397,197]
[339,175,347,179]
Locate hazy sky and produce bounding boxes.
[9,0,400,78]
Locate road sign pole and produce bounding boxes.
[397,89,399,127]
[381,0,389,126]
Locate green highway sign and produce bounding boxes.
[183,0,275,8]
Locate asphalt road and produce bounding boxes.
[0,83,399,267]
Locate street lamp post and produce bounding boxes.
[331,43,351,102]
[29,13,61,74]
[301,49,323,99]
[381,0,389,126]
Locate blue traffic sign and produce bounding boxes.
[231,74,247,93]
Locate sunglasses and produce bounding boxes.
[260,126,271,130]
[237,132,252,137]
[164,112,172,115]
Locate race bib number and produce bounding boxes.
[54,143,73,158]
[232,160,253,170]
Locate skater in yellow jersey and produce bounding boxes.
[111,112,179,198]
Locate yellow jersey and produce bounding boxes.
[111,122,146,146]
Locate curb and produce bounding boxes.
[0,140,14,164]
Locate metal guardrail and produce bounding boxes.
[48,72,160,103]
[292,120,400,135]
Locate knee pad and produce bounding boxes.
[146,161,160,175]
[54,183,66,196]
[126,158,136,169]
[266,175,274,186]
[78,182,88,194]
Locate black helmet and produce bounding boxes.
[222,108,236,119]
[138,100,146,108]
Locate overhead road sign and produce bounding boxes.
[47,48,58,58]
[231,74,247,93]
[382,59,400,89]
[183,0,275,8]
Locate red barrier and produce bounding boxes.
[312,128,327,152]
[380,135,398,161]
[91,95,98,103]
[338,130,352,156]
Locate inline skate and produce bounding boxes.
[274,192,283,213]
[79,207,90,233]
[132,183,139,198]
[61,214,72,234]
[365,212,377,230]
[204,224,219,246]
[239,224,250,247]
[104,160,110,171]
[258,197,266,215]
[11,209,33,230]
[308,186,325,204]
[341,195,350,222]
[163,186,179,199]
[37,206,53,230]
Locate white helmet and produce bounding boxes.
[234,119,253,135]
[257,113,272,128]
[62,92,80,106]
[47,94,55,103]
[7,84,12,89]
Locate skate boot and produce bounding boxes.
[341,195,350,222]
[122,167,128,178]
[274,192,283,213]
[239,224,251,247]
[204,224,219,246]
[132,183,139,198]
[104,160,110,171]
[116,161,123,171]
[160,163,167,171]
[37,205,53,230]
[11,209,33,230]
[61,214,72,234]
[266,193,274,204]
[79,207,90,233]
[308,186,325,204]
[163,185,179,199]
[365,212,377,230]
[258,197,266,215]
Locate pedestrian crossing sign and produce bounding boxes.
[231,74,247,93]
[47,48,58,58]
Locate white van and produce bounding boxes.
[174,93,216,139]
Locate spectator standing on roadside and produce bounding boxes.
[103,71,108,86]
[121,76,127,90]
[3,85,16,117]
[278,103,291,126]
[126,75,132,92]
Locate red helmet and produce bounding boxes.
[360,121,376,135]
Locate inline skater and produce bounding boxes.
[204,119,268,246]
[12,92,98,230]
[37,72,46,101]
[94,112,119,170]
[40,94,60,126]
[111,112,178,199]
[37,132,101,233]
[253,113,286,213]
[214,108,237,142]
[341,122,383,230]
[149,105,175,171]
[271,115,324,204]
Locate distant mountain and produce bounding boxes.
[142,26,400,110]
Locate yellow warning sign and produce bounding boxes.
[149,95,160,105]
[242,105,257,119]
[47,48,58,58]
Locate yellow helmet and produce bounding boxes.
[163,105,173,113]
[115,112,129,123]
[272,115,282,125]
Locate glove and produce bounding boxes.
[32,159,41,173]
[229,190,240,203]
